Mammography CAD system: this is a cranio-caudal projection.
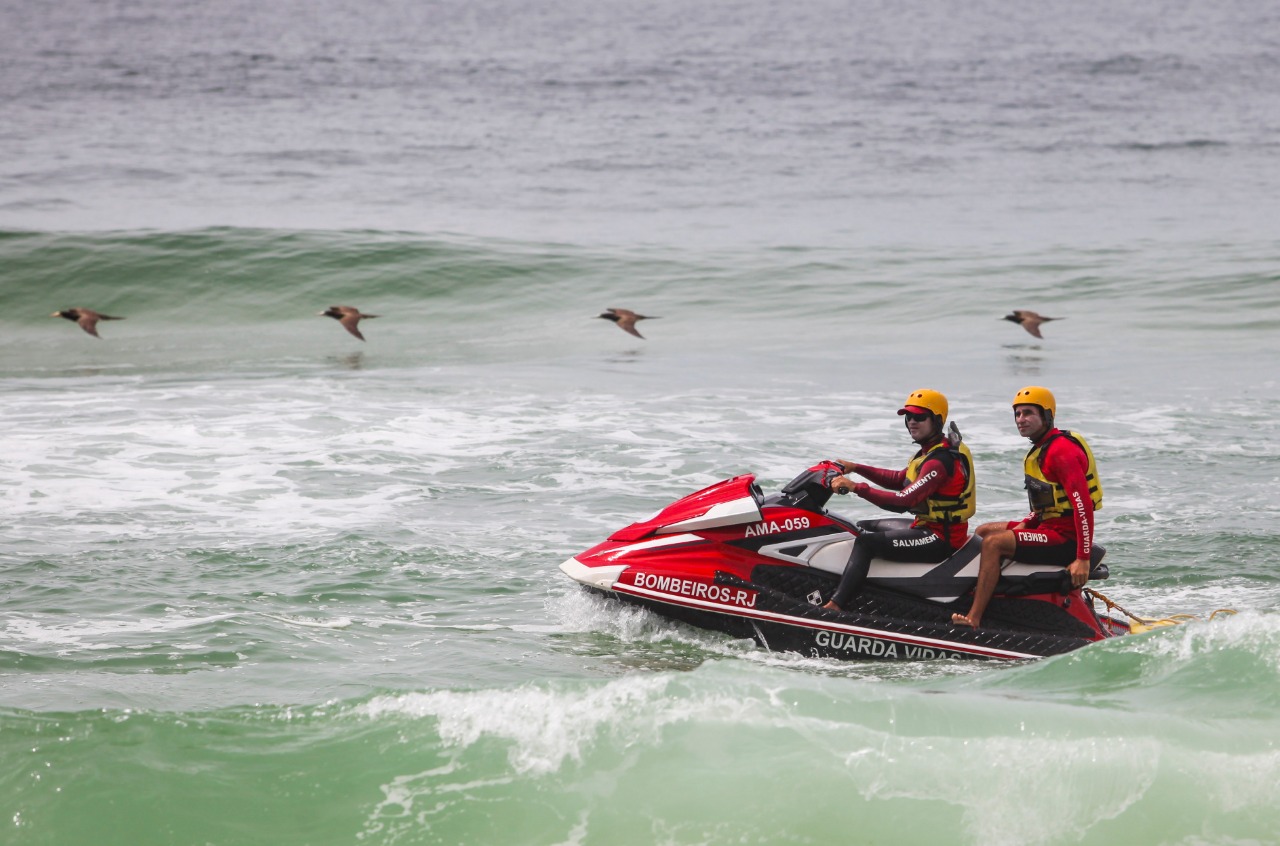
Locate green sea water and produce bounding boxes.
[2,227,1279,845]
[5,0,1280,841]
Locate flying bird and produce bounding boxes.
[320,305,379,341]
[598,307,658,339]
[51,308,125,338]
[1002,309,1061,339]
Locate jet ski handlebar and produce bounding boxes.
[777,460,843,512]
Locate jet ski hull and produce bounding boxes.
[565,556,1110,661]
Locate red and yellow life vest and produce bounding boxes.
[904,439,976,524]
[1024,430,1103,517]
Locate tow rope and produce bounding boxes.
[1084,588,1236,634]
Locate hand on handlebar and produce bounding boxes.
[831,476,866,496]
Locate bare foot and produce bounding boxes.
[951,613,978,628]
[822,600,841,612]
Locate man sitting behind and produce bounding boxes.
[952,386,1103,628]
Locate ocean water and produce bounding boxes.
[3,1,1280,845]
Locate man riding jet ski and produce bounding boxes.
[823,389,975,613]
[954,386,1103,629]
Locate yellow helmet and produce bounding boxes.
[1012,386,1056,417]
[898,388,948,423]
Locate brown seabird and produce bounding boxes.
[320,305,379,341]
[598,307,658,339]
[1002,309,1061,339]
[51,308,125,338]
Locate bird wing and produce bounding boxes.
[1022,321,1045,339]
[77,314,102,337]
[339,314,366,341]
[617,317,645,339]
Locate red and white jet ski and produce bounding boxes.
[561,461,1130,662]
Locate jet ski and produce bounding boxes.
[560,461,1131,662]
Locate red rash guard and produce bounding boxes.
[1021,428,1095,560]
[847,448,969,548]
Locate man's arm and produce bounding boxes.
[843,456,949,512]
[838,462,907,490]
[1047,440,1094,583]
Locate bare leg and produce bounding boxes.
[952,529,1016,628]
[973,521,1007,539]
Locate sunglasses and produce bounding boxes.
[903,412,931,423]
